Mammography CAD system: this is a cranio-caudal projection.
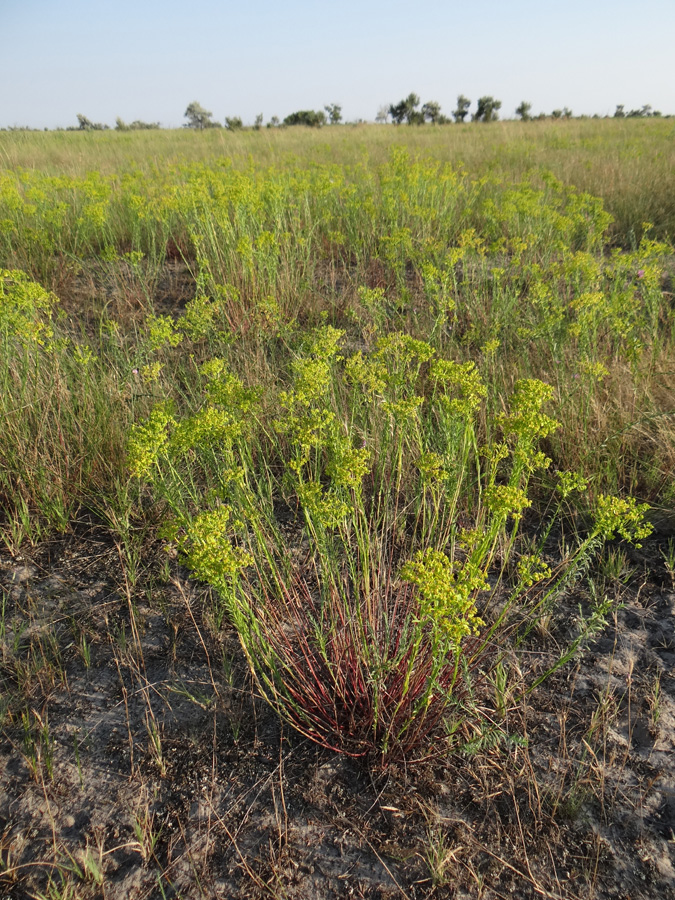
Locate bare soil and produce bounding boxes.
[1,519,674,899]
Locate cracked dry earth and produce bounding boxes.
[0,522,674,900]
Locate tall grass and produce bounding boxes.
[2,118,674,243]
[1,131,673,541]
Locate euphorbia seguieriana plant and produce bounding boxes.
[128,325,651,761]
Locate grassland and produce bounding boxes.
[0,119,674,899]
[3,117,675,247]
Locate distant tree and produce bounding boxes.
[324,103,342,124]
[452,95,471,123]
[225,116,243,131]
[254,113,263,130]
[389,93,423,125]
[422,101,443,123]
[614,104,625,118]
[76,114,108,131]
[473,97,501,122]
[283,109,326,127]
[515,101,532,121]
[267,116,280,128]
[115,117,160,131]
[551,109,562,119]
[184,101,214,130]
[404,93,422,124]
[375,105,389,124]
[388,100,407,125]
[627,104,653,117]
[2,125,42,132]
[562,107,573,119]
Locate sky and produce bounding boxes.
[1,0,674,129]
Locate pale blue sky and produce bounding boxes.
[1,0,673,129]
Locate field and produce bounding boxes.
[0,119,674,899]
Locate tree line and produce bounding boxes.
[179,97,666,130]
[4,98,667,133]
[181,101,344,130]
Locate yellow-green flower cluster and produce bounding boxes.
[326,439,371,491]
[562,250,602,288]
[122,250,145,268]
[569,291,604,338]
[277,327,344,410]
[499,379,559,442]
[72,343,96,367]
[417,452,445,485]
[484,484,532,522]
[457,227,486,256]
[0,268,58,348]
[357,285,387,318]
[140,361,163,383]
[201,359,261,414]
[344,351,387,397]
[286,357,333,407]
[593,495,652,546]
[181,294,218,341]
[170,406,244,454]
[297,481,351,529]
[578,359,609,382]
[527,279,564,335]
[401,548,486,644]
[557,470,588,499]
[374,332,434,373]
[519,450,552,472]
[430,359,487,419]
[420,262,455,315]
[256,229,278,256]
[382,396,424,425]
[146,314,183,352]
[177,507,253,589]
[516,554,552,588]
[481,338,501,357]
[281,408,336,470]
[481,442,510,468]
[306,325,345,361]
[275,327,347,472]
[236,235,254,271]
[127,403,175,479]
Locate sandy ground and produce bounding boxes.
[1,520,674,899]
